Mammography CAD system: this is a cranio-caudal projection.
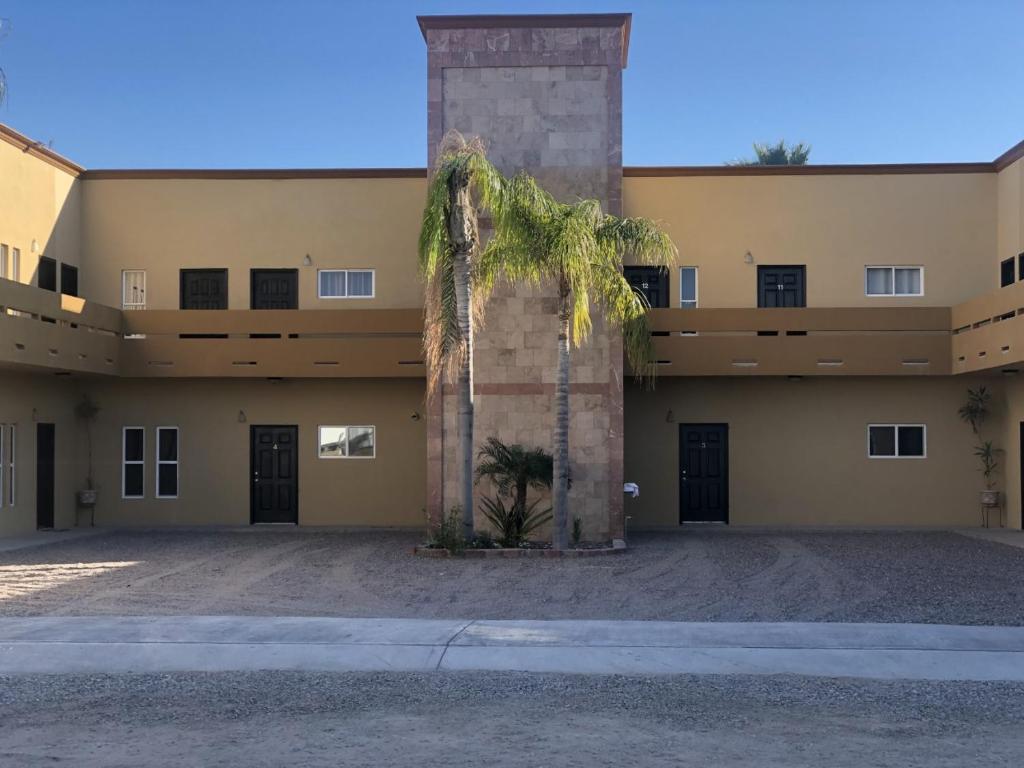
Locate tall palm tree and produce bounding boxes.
[418,131,503,539]
[476,173,677,549]
[0,18,10,105]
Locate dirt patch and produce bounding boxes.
[0,528,1022,624]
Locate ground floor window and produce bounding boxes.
[318,269,375,298]
[318,426,376,458]
[123,427,145,498]
[0,424,15,507]
[157,427,179,498]
[868,424,926,458]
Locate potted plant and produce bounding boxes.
[958,387,1000,507]
[74,395,100,507]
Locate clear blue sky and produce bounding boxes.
[1,0,1022,168]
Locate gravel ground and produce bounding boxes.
[0,671,1022,767]
[1,528,1022,624]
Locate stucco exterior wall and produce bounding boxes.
[624,375,999,528]
[997,156,1023,270]
[623,173,997,308]
[79,177,427,310]
[0,137,81,285]
[0,371,83,537]
[80,377,426,527]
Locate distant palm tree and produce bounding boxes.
[0,18,10,105]
[732,140,811,166]
[418,131,503,539]
[476,173,676,549]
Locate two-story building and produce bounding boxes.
[2,12,1023,539]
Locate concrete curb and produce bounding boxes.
[2,617,1024,681]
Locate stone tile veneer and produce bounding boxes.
[422,15,628,540]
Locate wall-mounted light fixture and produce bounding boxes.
[787,375,803,382]
[302,254,313,266]
[237,409,247,423]
[744,251,754,264]
[31,239,39,253]
[665,409,674,423]
[411,411,421,422]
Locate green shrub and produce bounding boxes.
[571,516,582,547]
[479,495,552,547]
[426,507,465,554]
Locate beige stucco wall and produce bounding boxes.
[997,156,1023,270]
[82,377,426,527]
[623,173,997,309]
[79,177,427,310]
[997,376,1024,530]
[0,371,84,537]
[624,375,1000,528]
[0,139,81,285]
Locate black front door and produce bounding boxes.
[679,423,728,524]
[36,423,55,529]
[251,269,298,309]
[180,269,228,309]
[624,266,669,308]
[758,266,806,308]
[250,425,298,524]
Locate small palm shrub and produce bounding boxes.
[426,507,465,553]
[479,495,552,547]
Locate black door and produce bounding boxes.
[36,423,55,529]
[38,257,57,292]
[60,264,79,297]
[758,266,806,308]
[180,269,228,309]
[679,423,728,524]
[251,269,298,309]
[250,425,298,524]
[624,266,669,308]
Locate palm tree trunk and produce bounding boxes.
[448,168,476,541]
[552,284,571,550]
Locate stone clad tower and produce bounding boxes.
[419,13,630,540]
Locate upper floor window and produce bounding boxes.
[10,248,19,282]
[123,270,146,310]
[38,256,57,292]
[680,267,698,308]
[318,269,374,299]
[1000,258,1015,288]
[0,244,7,280]
[865,266,922,297]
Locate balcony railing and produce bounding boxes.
[119,308,425,377]
[0,278,123,375]
[951,279,1024,374]
[646,307,952,376]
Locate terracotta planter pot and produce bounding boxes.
[980,489,999,507]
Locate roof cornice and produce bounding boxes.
[624,162,996,178]
[0,123,84,176]
[81,168,427,180]
[994,138,1024,171]
[417,13,632,67]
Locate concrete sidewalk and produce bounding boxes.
[2,617,1024,680]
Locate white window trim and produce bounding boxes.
[867,423,927,459]
[0,244,7,280]
[865,266,924,297]
[0,425,5,508]
[679,266,698,308]
[156,426,179,499]
[122,269,147,310]
[7,424,14,507]
[317,425,377,459]
[317,269,376,299]
[11,248,19,282]
[122,427,145,499]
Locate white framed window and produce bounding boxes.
[679,266,698,308]
[0,244,7,280]
[156,427,179,499]
[122,427,145,499]
[868,424,926,459]
[318,269,375,299]
[318,425,376,459]
[122,270,146,310]
[11,248,20,282]
[865,266,923,297]
[6,424,14,506]
[0,424,9,507]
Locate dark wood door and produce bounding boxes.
[38,257,57,292]
[180,269,228,309]
[251,269,298,309]
[758,266,806,308]
[679,423,728,524]
[36,423,55,529]
[624,266,669,308]
[250,425,298,524]
[60,264,79,297]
